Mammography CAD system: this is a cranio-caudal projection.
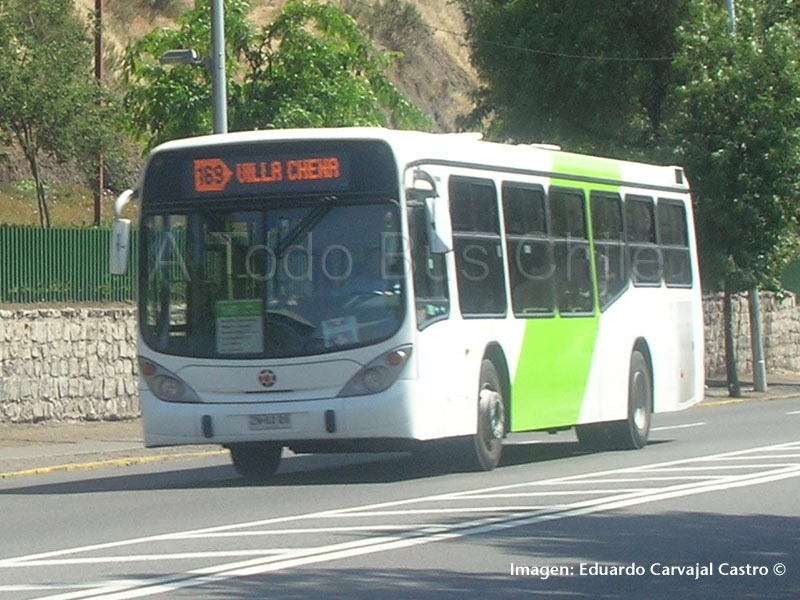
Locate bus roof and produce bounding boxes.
[149,127,689,193]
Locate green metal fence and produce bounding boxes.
[0,227,137,304]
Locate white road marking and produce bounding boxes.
[5,550,294,567]
[651,421,706,431]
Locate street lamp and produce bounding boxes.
[159,49,202,66]
[158,0,227,134]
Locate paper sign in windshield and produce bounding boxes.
[215,300,264,354]
[322,316,359,348]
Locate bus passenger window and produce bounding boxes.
[502,183,555,316]
[550,187,594,315]
[626,195,661,286]
[658,200,692,287]
[590,191,627,309]
[450,177,507,317]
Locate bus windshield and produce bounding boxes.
[140,197,405,359]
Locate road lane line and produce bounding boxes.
[651,422,706,431]
[4,550,295,567]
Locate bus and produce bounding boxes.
[110,127,704,476]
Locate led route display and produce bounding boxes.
[188,153,350,197]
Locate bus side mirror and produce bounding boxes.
[110,189,135,275]
[406,168,452,254]
[424,196,452,254]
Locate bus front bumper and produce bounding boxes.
[140,382,422,449]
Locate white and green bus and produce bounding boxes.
[111,127,704,476]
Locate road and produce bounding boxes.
[0,397,798,599]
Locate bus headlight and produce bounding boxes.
[338,345,413,397]
[139,357,202,403]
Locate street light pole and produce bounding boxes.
[727,0,736,34]
[211,0,228,134]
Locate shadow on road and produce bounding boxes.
[0,437,674,496]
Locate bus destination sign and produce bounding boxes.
[189,153,349,197]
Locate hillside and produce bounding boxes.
[0,0,479,226]
[82,0,479,132]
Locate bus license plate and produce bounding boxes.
[248,413,292,431]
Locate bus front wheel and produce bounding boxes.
[461,359,505,471]
[228,442,282,478]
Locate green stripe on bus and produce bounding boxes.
[509,152,621,431]
[511,316,599,430]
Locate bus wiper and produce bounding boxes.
[274,196,338,259]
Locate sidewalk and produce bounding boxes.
[0,419,224,479]
[1,375,799,479]
[702,372,800,404]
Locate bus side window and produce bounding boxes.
[590,191,627,310]
[626,195,661,286]
[658,199,692,287]
[502,183,555,316]
[408,201,450,328]
[549,187,594,315]
[450,177,507,317]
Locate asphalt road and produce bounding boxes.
[0,397,798,600]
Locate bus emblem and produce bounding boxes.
[258,369,277,388]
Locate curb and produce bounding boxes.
[0,449,227,480]
[699,390,800,408]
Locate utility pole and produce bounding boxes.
[211,0,228,134]
[94,0,104,225]
[727,0,767,392]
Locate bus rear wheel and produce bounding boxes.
[611,350,652,449]
[228,442,282,478]
[576,350,651,451]
[460,359,505,471]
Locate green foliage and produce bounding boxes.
[237,0,429,130]
[0,0,119,227]
[122,0,252,147]
[459,0,687,157]
[669,0,800,293]
[123,0,430,150]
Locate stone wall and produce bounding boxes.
[0,294,799,423]
[703,292,800,379]
[0,305,138,423]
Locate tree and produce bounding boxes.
[235,0,428,131]
[122,0,253,147]
[668,0,800,395]
[460,0,800,396]
[459,0,688,157]
[0,0,115,227]
[123,0,430,150]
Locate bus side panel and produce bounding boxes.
[578,287,704,426]
[509,316,599,431]
[412,319,475,440]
